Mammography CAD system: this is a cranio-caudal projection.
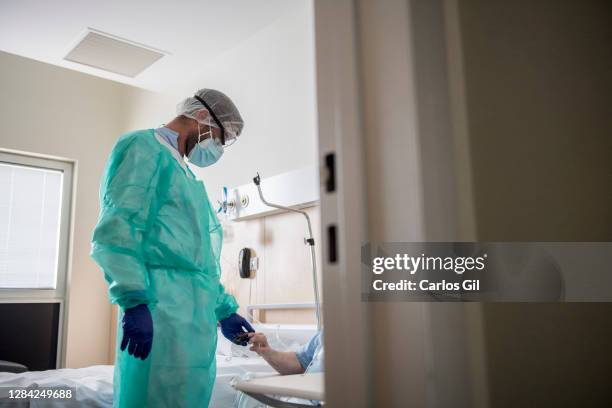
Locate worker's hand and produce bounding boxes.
[121,304,153,360]
[248,332,272,356]
[220,313,255,346]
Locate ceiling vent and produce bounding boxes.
[64,28,166,77]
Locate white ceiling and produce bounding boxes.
[0,0,301,91]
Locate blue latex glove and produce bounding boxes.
[121,304,154,360]
[220,313,254,346]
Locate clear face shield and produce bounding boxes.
[193,95,240,147]
[221,121,242,147]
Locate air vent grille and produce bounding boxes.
[64,29,165,77]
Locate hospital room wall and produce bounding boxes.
[121,0,317,206]
[0,51,132,368]
[219,207,322,325]
[456,1,612,406]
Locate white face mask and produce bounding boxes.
[187,123,224,167]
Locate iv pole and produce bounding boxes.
[253,173,322,331]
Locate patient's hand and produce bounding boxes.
[248,332,271,355]
[247,332,305,375]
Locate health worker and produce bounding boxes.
[91,89,254,407]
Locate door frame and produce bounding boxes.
[313,1,485,407]
[314,1,371,406]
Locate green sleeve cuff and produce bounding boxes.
[215,294,239,322]
[112,290,156,311]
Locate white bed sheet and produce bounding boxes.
[0,365,113,407]
[0,356,274,408]
[212,355,276,407]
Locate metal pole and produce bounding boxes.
[253,173,322,330]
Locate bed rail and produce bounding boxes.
[246,303,317,323]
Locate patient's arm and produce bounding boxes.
[248,333,305,375]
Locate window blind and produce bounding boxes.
[0,162,63,289]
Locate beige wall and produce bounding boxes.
[220,206,321,325]
[459,0,612,242]
[0,51,130,367]
[457,0,612,406]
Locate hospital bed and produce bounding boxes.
[0,324,317,407]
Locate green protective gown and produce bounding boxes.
[91,129,238,407]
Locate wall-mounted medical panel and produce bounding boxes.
[224,166,319,221]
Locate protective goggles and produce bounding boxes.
[194,95,238,146]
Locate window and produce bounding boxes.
[0,151,73,368]
[0,152,72,296]
[0,163,63,289]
